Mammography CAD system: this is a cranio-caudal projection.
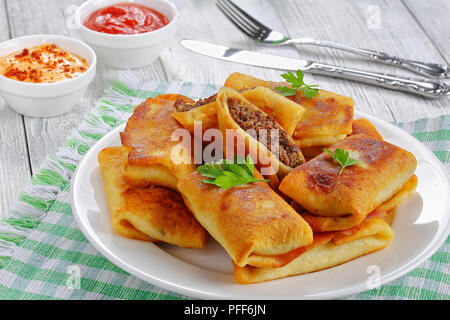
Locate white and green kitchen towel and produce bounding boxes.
[0,72,448,300]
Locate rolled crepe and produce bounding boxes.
[172,93,219,134]
[224,72,354,148]
[172,86,305,137]
[350,118,383,140]
[301,118,382,167]
[216,87,305,178]
[120,96,197,190]
[224,72,285,92]
[233,218,394,284]
[291,90,353,147]
[177,170,313,268]
[300,146,326,160]
[98,146,206,248]
[155,93,194,104]
[279,134,417,228]
[299,174,418,231]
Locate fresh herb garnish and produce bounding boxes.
[323,148,362,176]
[275,69,319,99]
[197,155,268,190]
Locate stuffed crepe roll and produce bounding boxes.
[98,146,206,248]
[120,96,197,190]
[177,170,313,268]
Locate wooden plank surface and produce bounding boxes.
[163,0,449,122]
[403,0,450,63]
[0,0,449,218]
[270,0,449,121]
[0,0,32,218]
[162,0,316,90]
[5,0,168,171]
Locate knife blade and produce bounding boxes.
[180,40,450,98]
[181,39,312,71]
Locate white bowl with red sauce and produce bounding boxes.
[0,34,96,117]
[75,0,178,68]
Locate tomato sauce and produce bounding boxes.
[83,3,170,35]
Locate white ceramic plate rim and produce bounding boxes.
[71,110,450,300]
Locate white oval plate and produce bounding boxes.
[71,111,450,300]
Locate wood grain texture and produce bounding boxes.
[5,0,168,171]
[161,0,300,86]
[160,0,450,122]
[259,0,449,122]
[403,0,450,62]
[0,0,32,218]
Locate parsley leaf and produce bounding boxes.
[197,155,268,190]
[323,148,362,175]
[275,86,299,96]
[275,69,319,99]
[196,162,223,179]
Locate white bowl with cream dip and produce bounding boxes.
[0,34,96,117]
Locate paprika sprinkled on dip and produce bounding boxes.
[0,44,89,83]
[83,3,170,35]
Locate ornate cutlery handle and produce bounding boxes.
[304,62,450,98]
[288,39,450,79]
[362,49,450,79]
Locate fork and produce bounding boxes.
[216,0,450,79]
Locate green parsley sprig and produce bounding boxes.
[197,155,268,190]
[323,148,361,176]
[275,69,319,99]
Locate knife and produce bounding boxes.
[181,40,450,98]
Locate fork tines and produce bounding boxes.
[216,0,270,41]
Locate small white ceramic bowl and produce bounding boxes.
[75,0,178,69]
[0,34,96,117]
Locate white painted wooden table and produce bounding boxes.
[0,0,449,217]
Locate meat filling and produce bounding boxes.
[227,97,303,168]
[173,88,254,113]
[174,93,217,112]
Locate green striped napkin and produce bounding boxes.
[0,72,448,300]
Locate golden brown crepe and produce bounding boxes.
[224,72,354,148]
[177,170,313,268]
[216,87,305,179]
[350,118,383,140]
[98,146,206,248]
[96,71,417,285]
[239,87,305,136]
[279,134,417,229]
[291,90,353,147]
[155,93,195,104]
[299,174,418,231]
[172,94,219,134]
[233,218,394,284]
[300,146,325,160]
[301,118,382,164]
[120,96,197,190]
[172,86,305,137]
[224,72,285,91]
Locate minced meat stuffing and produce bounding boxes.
[227,97,303,168]
[174,93,217,112]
